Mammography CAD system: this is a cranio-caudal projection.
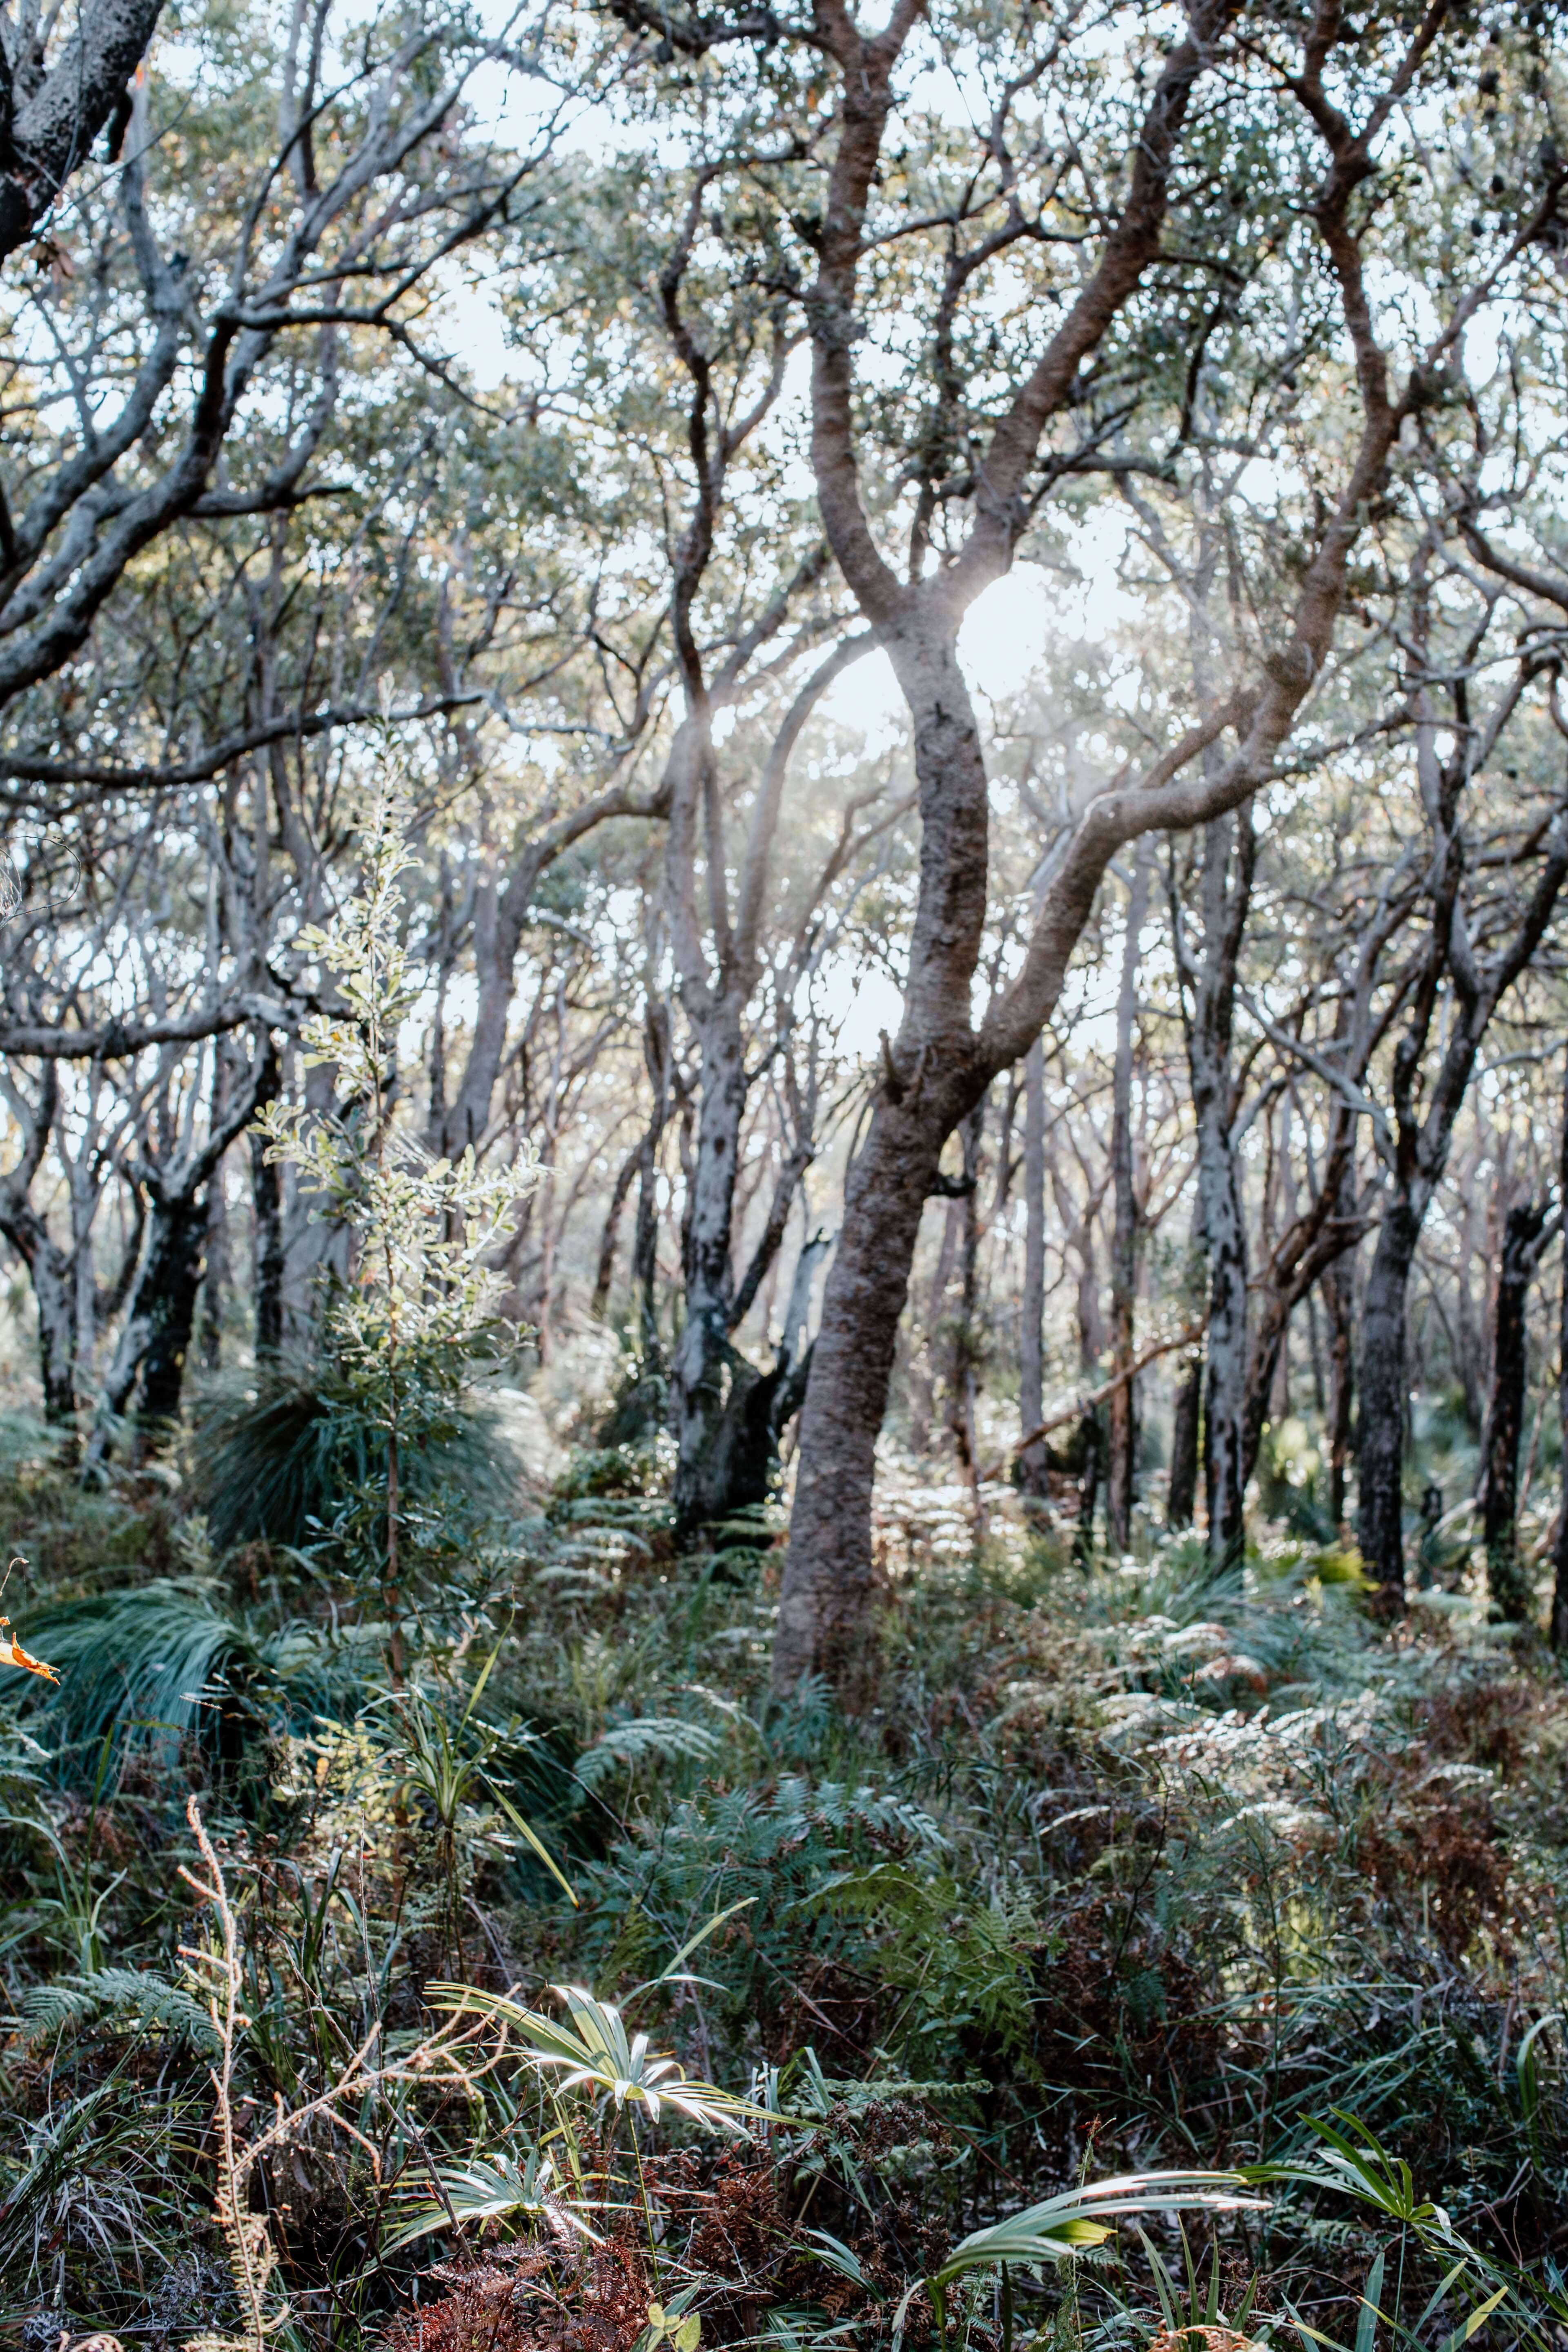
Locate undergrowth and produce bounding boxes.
[2,1418,1566,2352]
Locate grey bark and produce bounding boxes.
[0,1062,78,1423]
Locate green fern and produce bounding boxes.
[13,1966,221,2051]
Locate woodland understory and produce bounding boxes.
[6,0,1568,2341]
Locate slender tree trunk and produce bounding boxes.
[1179,813,1253,1569]
[672,995,747,1537]
[252,1140,284,1362]
[593,1136,644,1319]
[633,998,673,1368]
[1356,1200,1421,1604]
[1325,1247,1355,1531]
[1168,1352,1202,1530]
[1107,847,1150,1551]
[4,1202,80,1425]
[1483,1199,1545,1622]
[1019,1036,1048,1500]
[201,1159,229,1370]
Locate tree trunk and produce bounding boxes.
[1107,846,1150,1551]
[1325,1247,1355,1531]
[5,1199,80,1425]
[252,1126,284,1361]
[1356,1199,1421,1605]
[592,1136,644,1318]
[1168,1351,1202,1530]
[1178,813,1253,1570]
[672,996,748,1538]
[135,1191,213,1428]
[1483,1199,1545,1622]
[774,1082,960,1694]
[1019,1036,1048,1500]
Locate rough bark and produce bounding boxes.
[0,0,167,263]
[0,1062,78,1423]
[1356,1199,1421,1600]
[1482,1199,1547,1622]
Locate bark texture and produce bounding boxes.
[1481,1199,1546,1621]
[0,0,167,262]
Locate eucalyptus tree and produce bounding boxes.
[1346,557,1568,1607]
[0,0,581,766]
[721,0,1535,1689]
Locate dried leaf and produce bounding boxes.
[0,1615,61,1682]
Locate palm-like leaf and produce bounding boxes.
[893,2170,1268,2350]
[383,2148,593,2252]
[427,1981,784,2128]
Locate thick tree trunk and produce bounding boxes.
[1019,1037,1048,1499]
[774,1082,964,1693]
[1482,1200,1544,1621]
[1168,1351,1202,1530]
[135,1192,212,1427]
[1356,1200,1421,1603]
[1107,848,1149,1551]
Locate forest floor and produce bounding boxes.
[0,1402,1565,2352]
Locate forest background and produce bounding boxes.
[3,0,1568,2347]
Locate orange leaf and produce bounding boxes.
[0,1616,60,1683]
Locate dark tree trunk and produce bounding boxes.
[135,1192,212,1427]
[1555,1052,1568,1650]
[632,998,673,1368]
[252,1136,284,1361]
[1107,846,1150,1551]
[1019,1036,1048,1500]
[1184,814,1253,1570]
[1325,1247,1355,1531]
[1168,1351,1202,1530]
[1482,1199,1545,1622]
[1356,1200,1421,1604]
[775,1082,959,1693]
[0,0,168,264]
[947,1100,985,1490]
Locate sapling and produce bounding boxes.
[255,763,538,1681]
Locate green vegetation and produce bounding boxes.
[2,1417,1566,2352]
